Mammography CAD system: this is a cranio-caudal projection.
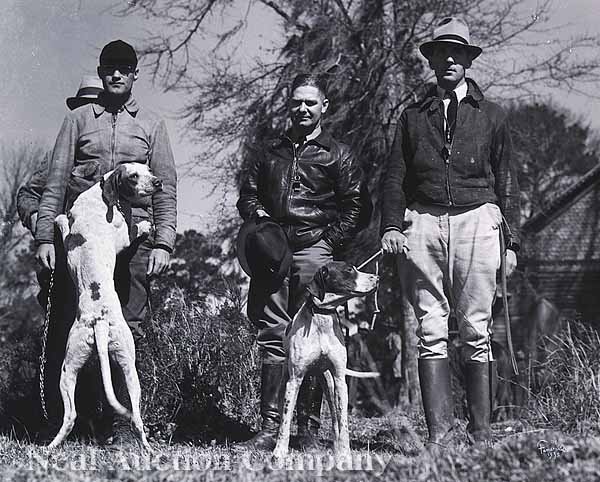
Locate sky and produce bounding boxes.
[0,0,281,233]
[1,0,599,233]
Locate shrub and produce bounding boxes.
[0,281,260,445]
[529,321,600,435]
[0,330,44,437]
[138,281,260,443]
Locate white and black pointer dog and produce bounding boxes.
[273,261,379,462]
[49,163,161,449]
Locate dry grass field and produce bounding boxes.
[1,411,599,482]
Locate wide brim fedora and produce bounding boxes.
[237,217,293,285]
[66,75,103,110]
[419,17,482,61]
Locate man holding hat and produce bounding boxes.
[237,73,363,450]
[34,40,177,443]
[381,17,520,448]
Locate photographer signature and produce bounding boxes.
[537,439,566,460]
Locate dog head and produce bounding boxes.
[101,163,162,218]
[306,261,379,309]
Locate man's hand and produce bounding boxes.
[36,243,56,270]
[505,249,517,277]
[381,230,408,255]
[256,209,270,218]
[147,248,170,276]
[30,212,38,234]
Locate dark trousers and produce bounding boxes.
[247,239,333,364]
[38,234,80,423]
[114,235,153,341]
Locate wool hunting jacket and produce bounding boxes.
[381,78,521,249]
[237,130,363,251]
[35,95,177,251]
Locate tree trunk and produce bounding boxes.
[401,293,420,406]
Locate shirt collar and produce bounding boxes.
[421,78,483,112]
[280,128,332,150]
[92,94,139,117]
[437,81,468,104]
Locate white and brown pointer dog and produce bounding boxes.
[273,261,379,462]
[48,163,161,449]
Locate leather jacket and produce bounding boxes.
[237,130,363,251]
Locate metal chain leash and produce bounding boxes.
[39,269,54,421]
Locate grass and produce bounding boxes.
[2,286,600,482]
[1,410,600,482]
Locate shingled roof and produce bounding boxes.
[522,162,600,234]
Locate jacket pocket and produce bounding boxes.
[483,202,502,230]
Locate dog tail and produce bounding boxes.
[346,368,381,378]
[94,321,131,418]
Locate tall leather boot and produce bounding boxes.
[295,373,323,450]
[239,363,284,450]
[418,358,454,448]
[465,361,493,447]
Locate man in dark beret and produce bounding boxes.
[35,40,177,445]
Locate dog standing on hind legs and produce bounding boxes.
[273,261,379,462]
[48,163,161,449]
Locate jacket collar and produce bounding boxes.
[93,94,139,117]
[275,129,333,151]
[419,78,484,112]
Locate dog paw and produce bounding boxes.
[55,214,70,238]
[133,220,152,239]
[142,441,155,454]
[271,447,288,465]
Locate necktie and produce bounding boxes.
[445,90,458,144]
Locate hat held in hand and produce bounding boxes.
[237,217,292,286]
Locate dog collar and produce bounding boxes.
[308,296,339,315]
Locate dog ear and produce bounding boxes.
[307,265,328,301]
[101,166,124,222]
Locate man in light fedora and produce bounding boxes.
[17,74,103,434]
[381,17,520,448]
[237,73,364,450]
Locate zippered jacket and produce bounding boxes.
[237,130,362,251]
[17,152,50,232]
[381,79,521,248]
[35,95,177,250]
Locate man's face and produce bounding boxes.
[97,64,138,96]
[289,85,329,132]
[428,44,471,88]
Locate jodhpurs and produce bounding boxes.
[398,202,501,362]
